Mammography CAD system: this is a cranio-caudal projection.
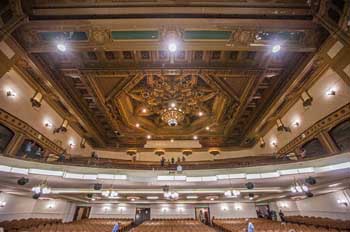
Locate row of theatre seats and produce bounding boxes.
[0,218,133,232]
[285,216,350,231]
[0,218,61,232]
[212,218,350,232]
[132,219,216,232]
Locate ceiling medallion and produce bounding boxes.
[161,107,185,127]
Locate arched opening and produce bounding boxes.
[329,119,350,152]
[16,139,44,159]
[0,123,15,153]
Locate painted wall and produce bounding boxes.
[88,202,257,220]
[276,189,350,220]
[0,193,74,222]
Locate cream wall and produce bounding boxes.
[89,202,257,219]
[0,192,74,222]
[0,69,93,156]
[276,189,350,220]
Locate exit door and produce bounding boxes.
[135,208,151,225]
[73,206,91,221]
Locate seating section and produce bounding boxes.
[133,219,216,232]
[7,218,132,232]
[212,218,350,232]
[0,218,60,232]
[285,216,350,231]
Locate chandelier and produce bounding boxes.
[161,107,185,127]
[101,190,119,198]
[224,189,241,198]
[32,182,51,195]
[163,185,179,200]
[290,178,309,193]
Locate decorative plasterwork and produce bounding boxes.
[278,103,350,155]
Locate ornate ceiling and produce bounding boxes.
[10,0,331,150]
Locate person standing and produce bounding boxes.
[112,222,120,232]
[248,221,255,232]
[279,209,286,222]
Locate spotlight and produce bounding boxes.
[57,43,66,52]
[94,183,102,191]
[259,137,265,148]
[168,43,177,53]
[272,44,281,53]
[300,91,313,109]
[245,182,255,190]
[17,177,29,185]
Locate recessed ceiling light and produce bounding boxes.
[272,44,281,53]
[147,135,151,139]
[168,43,177,53]
[205,126,210,131]
[57,43,66,52]
[170,139,174,143]
[170,102,176,108]
[142,108,147,113]
[131,198,135,201]
[193,135,198,140]
[136,123,140,128]
[210,198,214,201]
[198,111,203,117]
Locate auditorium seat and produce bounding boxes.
[132,219,215,232]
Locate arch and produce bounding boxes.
[0,123,15,153]
[301,138,326,157]
[16,139,45,159]
[329,119,350,152]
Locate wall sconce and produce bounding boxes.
[154,149,165,156]
[30,92,43,108]
[44,121,53,128]
[126,149,137,157]
[259,137,265,148]
[69,140,76,149]
[234,204,242,211]
[6,88,16,97]
[337,199,349,207]
[293,120,300,128]
[270,140,278,148]
[47,202,55,209]
[276,119,291,132]
[80,138,86,149]
[182,150,192,156]
[280,203,288,208]
[53,119,68,134]
[326,89,336,96]
[209,148,220,157]
[300,91,313,109]
[0,200,6,207]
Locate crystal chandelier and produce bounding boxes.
[32,182,51,195]
[161,107,185,127]
[224,189,241,198]
[101,190,119,198]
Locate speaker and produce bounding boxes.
[17,177,29,185]
[94,183,102,190]
[246,182,255,189]
[305,177,316,185]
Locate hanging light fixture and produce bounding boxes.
[290,178,310,194]
[163,185,179,200]
[101,190,119,198]
[32,181,51,195]
[224,189,241,198]
[30,92,43,108]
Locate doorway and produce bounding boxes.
[73,206,91,221]
[135,208,151,225]
[195,207,210,225]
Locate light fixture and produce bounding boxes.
[53,119,68,134]
[259,137,265,148]
[142,108,147,113]
[326,89,336,96]
[56,43,67,52]
[205,126,210,131]
[101,190,119,198]
[31,92,43,108]
[80,138,86,149]
[161,107,184,127]
[186,196,198,199]
[248,193,254,200]
[290,178,310,194]
[163,186,179,200]
[168,43,177,53]
[276,119,290,132]
[293,120,300,127]
[272,44,281,53]
[147,196,159,200]
[193,135,198,140]
[170,138,174,143]
[235,205,242,210]
[337,199,349,207]
[270,140,278,148]
[5,88,16,97]
[147,135,151,139]
[47,202,55,209]
[91,198,96,201]
[224,189,241,198]
[198,111,203,117]
[69,140,76,148]
[135,123,140,128]
[210,198,215,201]
[44,121,53,128]
[0,201,6,207]
[209,148,220,157]
[300,91,313,109]
[32,181,51,195]
[154,150,165,156]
